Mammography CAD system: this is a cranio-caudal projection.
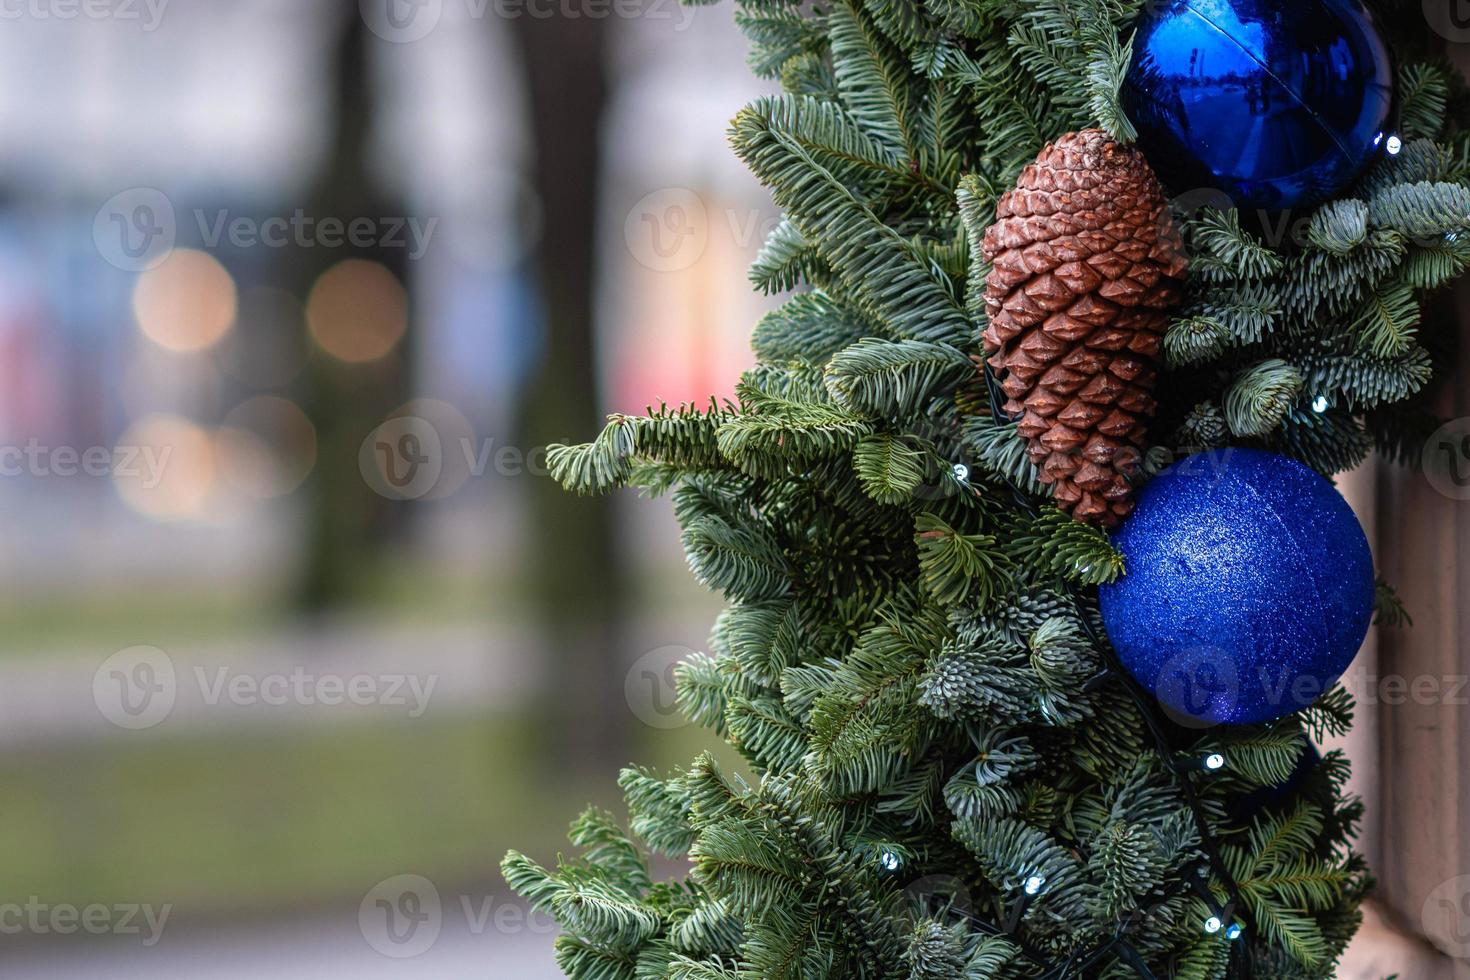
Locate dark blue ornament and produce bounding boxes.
[1098,449,1375,726]
[1229,742,1321,822]
[1121,0,1395,211]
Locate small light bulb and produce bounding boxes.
[1204,916,1223,934]
[952,463,970,482]
[1387,135,1403,155]
[1226,923,1244,940]
[1024,875,1045,896]
[1204,753,1225,771]
[880,851,901,871]
[1311,395,1329,414]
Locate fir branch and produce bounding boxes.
[825,338,975,417]
[732,95,972,344]
[852,432,928,504]
[827,0,918,158]
[1368,181,1470,238]
[1187,209,1283,280]
[1223,359,1304,437]
[752,291,881,365]
[1397,62,1452,140]
[915,511,1011,608]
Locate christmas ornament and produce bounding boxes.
[1121,0,1395,212]
[1229,743,1321,822]
[981,129,1188,527]
[1098,448,1374,726]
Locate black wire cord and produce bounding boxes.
[926,363,1251,978]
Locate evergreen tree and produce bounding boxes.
[504,1,1467,975]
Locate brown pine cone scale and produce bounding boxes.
[980,129,1187,527]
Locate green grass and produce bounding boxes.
[0,550,734,914]
[0,710,734,915]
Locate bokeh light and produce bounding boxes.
[132,248,238,352]
[216,396,318,499]
[305,259,408,363]
[112,413,217,521]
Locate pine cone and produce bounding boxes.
[980,129,1187,527]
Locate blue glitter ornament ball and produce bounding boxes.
[1121,0,1395,211]
[1098,449,1374,726]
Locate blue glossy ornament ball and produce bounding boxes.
[1121,0,1395,211]
[1098,449,1374,726]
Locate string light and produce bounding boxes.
[970,361,1254,977]
[1312,395,1330,413]
[1387,134,1403,155]
[879,850,902,872]
[952,463,971,482]
[1172,752,1226,773]
[1004,873,1047,933]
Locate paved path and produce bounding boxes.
[5,914,561,979]
[0,608,716,746]
[0,618,543,746]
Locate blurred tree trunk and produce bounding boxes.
[510,16,629,773]
[296,12,411,610]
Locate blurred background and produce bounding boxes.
[0,0,780,975]
[4,2,1470,978]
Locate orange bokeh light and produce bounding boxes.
[132,249,238,353]
[306,260,408,364]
